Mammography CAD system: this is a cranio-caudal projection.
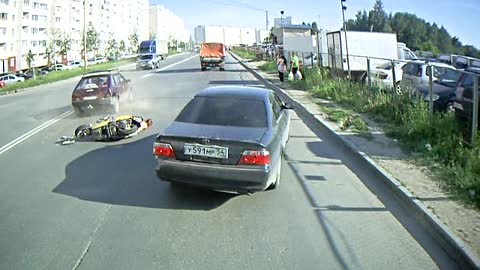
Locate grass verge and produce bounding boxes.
[231,49,256,61]
[321,106,370,136]
[2,58,136,93]
[295,67,480,208]
[259,60,277,74]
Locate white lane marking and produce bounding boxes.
[0,110,73,156]
[140,54,197,79]
[154,54,198,73]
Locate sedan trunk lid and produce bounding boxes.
[157,122,268,165]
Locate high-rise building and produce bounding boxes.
[194,25,257,46]
[0,0,149,72]
[149,5,189,42]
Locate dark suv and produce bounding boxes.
[71,70,132,115]
[453,67,480,124]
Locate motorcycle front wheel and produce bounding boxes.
[74,124,92,139]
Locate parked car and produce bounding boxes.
[453,67,480,124]
[95,56,108,63]
[154,86,292,193]
[15,71,33,80]
[413,70,462,112]
[371,61,406,91]
[399,61,456,94]
[51,64,67,71]
[39,67,52,74]
[71,70,133,115]
[87,58,97,65]
[67,60,84,69]
[0,74,25,86]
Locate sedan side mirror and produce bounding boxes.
[282,103,294,110]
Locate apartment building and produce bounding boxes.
[194,25,257,46]
[0,0,148,72]
[149,5,189,42]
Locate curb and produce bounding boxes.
[229,51,480,270]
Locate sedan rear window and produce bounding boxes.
[176,97,267,128]
[75,76,109,90]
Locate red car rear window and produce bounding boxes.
[75,75,109,90]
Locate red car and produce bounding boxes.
[71,70,133,115]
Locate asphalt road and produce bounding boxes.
[0,52,459,269]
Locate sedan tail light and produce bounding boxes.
[153,143,175,159]
[239,150,270,166]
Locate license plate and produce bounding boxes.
[184,144,228,159]
[83,96,97,100]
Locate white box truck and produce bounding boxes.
[136,39,168,70]
[326,31,416,80]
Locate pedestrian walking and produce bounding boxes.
[277,53,287,85]
[291,52,300,80]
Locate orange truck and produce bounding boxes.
[199,42,226,71]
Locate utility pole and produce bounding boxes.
[341,0,351,79]
[265,10,269,30]
[83,0,88,71]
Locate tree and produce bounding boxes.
[106,35,119,58]
[368,0,391,32]
[44,40,55,67]
[119,40,126,53]
[26,50,35,78]
[345,3,479,56]
[128,32,139,53]
[311,22,319,35]
[55,33,72,63]
[86,24,100,55]
[347,11,369,31]
[168,35,178,51]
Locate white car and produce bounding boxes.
[95,56,108,63]
[66,60,84,69]
[0,74,25,85]
[370,61,406,91]
[399,61,456,94]
[51,64,67,71]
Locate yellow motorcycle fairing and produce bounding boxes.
[91,115,134,130]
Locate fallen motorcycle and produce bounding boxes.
[57,115,152,145]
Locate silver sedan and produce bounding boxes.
[0,74,25,86]
[153,86,292,193]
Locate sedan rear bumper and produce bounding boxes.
[72,97,114,112]
[156,159,272,192]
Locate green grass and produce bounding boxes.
[168,50,181,56]
[259,60,277,74]
[2,58,136,93]
[231,49,256,60]
[321,106,370,135]
[296,67,480,208]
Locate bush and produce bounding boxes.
[296,67,480,207]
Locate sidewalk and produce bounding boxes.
[231,53,480,268]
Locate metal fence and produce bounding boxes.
[298,52,480,145]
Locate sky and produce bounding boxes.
[149,0,480,48]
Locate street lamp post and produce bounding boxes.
[341,0,351,79]
[83,0,88,71]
